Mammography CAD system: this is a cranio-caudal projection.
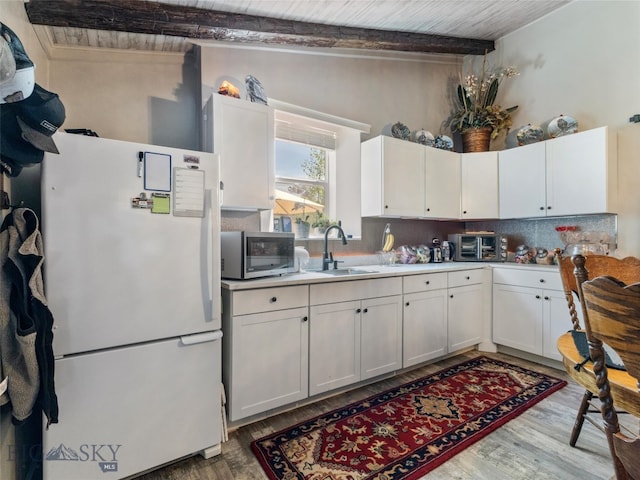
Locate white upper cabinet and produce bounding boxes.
[546,126,615,216]
[499,142,547,218]
[499,127,616,219]
[460,151,499,219]
[205,94,275,210]
[361,136,425,217]
[425,147,461,218]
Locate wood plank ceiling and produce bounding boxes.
[24,0,572,56]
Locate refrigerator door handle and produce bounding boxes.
[180,330,223,345]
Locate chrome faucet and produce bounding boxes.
[322,224,348,270]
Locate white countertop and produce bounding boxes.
[221,261,560,290]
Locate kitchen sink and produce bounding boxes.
[318,268,377,276]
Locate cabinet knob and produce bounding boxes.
[463,210,467,214]
[385,205,389,209]
[539,206,544,210]
[363,308,368,313]
[536,295,541,299]
[270,296,277,303]
[406,302,410,306]
[539,279,545,283]
[356,308,362,313]
[450,294,454,298]
[544,296,550,300]
[547,206,552,210]
[302,316,308,322]
[426,208,430,212]
[425,280,430,285]
[466,276,470,280]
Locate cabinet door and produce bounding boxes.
[309,301,361,396]
[213,95,275,209]
[498,142,547,218]
[382,137,425,216]
[403,290,447,367]
[542,289,570,361]
[546,127,610,216]
[460,151,499,219]
[492,284,543,355]
[425,147,461,218]
[361,295,403,380]
[448,284,484,351]
[229,307,308,421]
[362,136,425,217]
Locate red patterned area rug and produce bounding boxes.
[251,356,566,480]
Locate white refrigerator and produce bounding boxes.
[39,133,222,480]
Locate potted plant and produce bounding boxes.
[311,212,333,235]
[294,215,310,239]
[445,52,519,152]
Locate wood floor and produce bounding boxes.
[136,351,622,480]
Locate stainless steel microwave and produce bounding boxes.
[221,231,295,279]
[447,234,508,262]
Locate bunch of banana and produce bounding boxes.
[381,224,395,252]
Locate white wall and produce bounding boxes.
[493,0,640,134]
[198,44,459,143]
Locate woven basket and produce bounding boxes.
[462,127,492,152]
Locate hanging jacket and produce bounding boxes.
[0,208,58,426]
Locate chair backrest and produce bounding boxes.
[580,274,640,479]
[559,254,640,330]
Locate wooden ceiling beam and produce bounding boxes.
[24,0,494,55]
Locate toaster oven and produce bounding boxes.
[448,234,507,262]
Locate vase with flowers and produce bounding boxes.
[446,52,519,152]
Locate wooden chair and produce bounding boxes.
[557,254,640,447]
[580,272,640,479]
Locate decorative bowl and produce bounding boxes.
[413,129,434,146]
[547,114,578,138]
[516,124,544,145]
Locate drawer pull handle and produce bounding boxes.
[270,296,277,303]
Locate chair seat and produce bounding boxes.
[557,332,640,417]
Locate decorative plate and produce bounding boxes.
[391,122,411,140]
[413,129,434,146]
[516,124,544,145]
[547,114,578,138]
[433,135,454,151]
[245,75,268,105]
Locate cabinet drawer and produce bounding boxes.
[403,273,447,294]
[232,285,309,316]
[448,269,485,288]
[310,277,402,305]
[493,268,562,290]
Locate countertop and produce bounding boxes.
[221,261,560,290]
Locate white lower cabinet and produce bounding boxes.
[492,267,567,361]
[222,285,309,421]
[447,270,485,351]
[402,273,448,367]
[309,278,402,396]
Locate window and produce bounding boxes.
[271,100,370,239]
[274,121,336,237]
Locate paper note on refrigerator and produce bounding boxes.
[144,152,172,191]
[173,168,205,217]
